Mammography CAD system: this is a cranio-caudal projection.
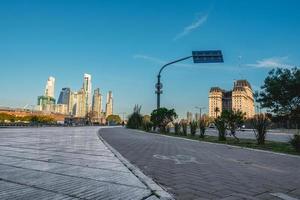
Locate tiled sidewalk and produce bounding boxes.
[0,127,165,200]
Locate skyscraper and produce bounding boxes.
[57,88,71,105]
[92,88,102,119]
[105,91,113,117]
[187,111,193,123]
[37,76,56,112]
[44,76,55,98]
[76,88,87,117]
[83,73,92,114]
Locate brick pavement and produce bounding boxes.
[100,127,300,200]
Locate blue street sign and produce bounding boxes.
[192,50,224,63]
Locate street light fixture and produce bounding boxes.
[195,106,206,120]
[156,50,224,109]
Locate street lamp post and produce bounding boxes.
[156,50,224,109]
[195,106,206,120]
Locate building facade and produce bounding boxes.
[92,88,102,119]
[208,80,255,118]
[83,73,92,113]
[187,111,193,123]
[55,104,68,115]
[105,91,113,117]
[37,96,55,112]
[57,88,70,105]
[37,76,56,112]
[44,76,55,98]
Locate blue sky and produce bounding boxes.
[0,0,299,118]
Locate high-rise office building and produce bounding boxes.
[83,73,92,113]
[105,91,113,117]
[37,76,56,112]
[68,91,77,116]
[37,96,55,112]
[76,88,87,117]
[187,111,193,123]
[208,80,255,118]
[92,88,102,118]
[57,88,71,105]
[55,104,68,115]
[44,76,55,98]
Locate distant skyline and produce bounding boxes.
[0,0,299,118]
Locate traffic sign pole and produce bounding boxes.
[155,51,223,110]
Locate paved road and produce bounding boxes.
[100,127,300,200]
[170,128,295,142]
[0,127,160,200]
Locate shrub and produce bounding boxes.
[174,122,181,135]
[251,114,270,145]
[181,121,188,136]
[190,121,197,137]
[126,105,143,129]
[222,110,245,141]
[290,134,300,152]
[142,121,153,132]
[150,107,177,133]
[199,117,209,138]
[214,117,227,141]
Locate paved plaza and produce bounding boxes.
[100,127,300,200]
[0,127,170,200]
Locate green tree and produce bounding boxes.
[86,111,98,125]
[222,110,245,141]
[256,67,300,128]
[150,107,177,133]
[251,113,270,145]
[106,114,122,125]
[199,116,209,138]
[214,107,220,118]
[190,121,197,137]
[126,105,143,129]
[214,116,227,141]
[142,115,153,132]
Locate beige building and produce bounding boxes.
[68,89,87,117]
[105,91,113,118]
[209,80,255,118]
[55,104,68,115]
[92,88,102,119]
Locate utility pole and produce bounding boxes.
[195,106,206,120]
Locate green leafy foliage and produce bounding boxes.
[199,116,209,138]
[214,116,227,141]
[256,67,300,127]
[106,114,122,124]
[126,105,143,129]
[181,121,188,136]
[251,114,270,145]
[290,134,300,152]
[190,121,197,137]
[142,115,153,132]
[150,107,177,133]
[222,110,245,141]
[174,122,181,135]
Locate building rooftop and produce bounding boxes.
[234,80,252,89]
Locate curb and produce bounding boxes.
[132,128,300,159]
[97,128,174,200]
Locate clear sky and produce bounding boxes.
[0,0,299,118]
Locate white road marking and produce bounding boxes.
[153,154,205,165]
[270,193,299,200]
